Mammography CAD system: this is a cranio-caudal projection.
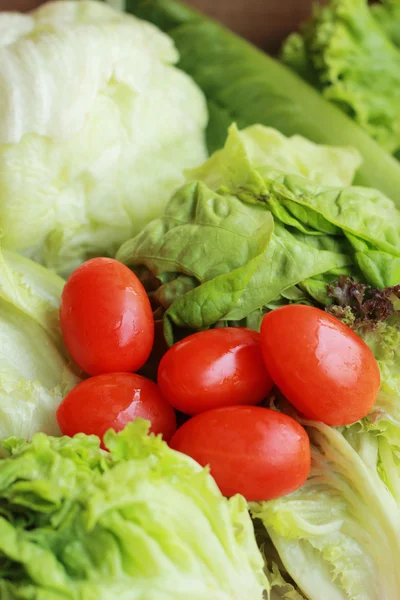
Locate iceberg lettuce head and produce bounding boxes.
[0,0,207,275]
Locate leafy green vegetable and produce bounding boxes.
[282,0,400,155]
[252,418,400,600]
[344,398,400,512]
[372,0,400,49]
[214,223,352,323]
[254,524,307,599]
[126,0,400,205]
[0,0,207,276]
[0,420,267,599]
[0,249,80,441]
[188,124,362,189]
[117,124,400,343]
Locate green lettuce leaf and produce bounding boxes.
[212,223,352,322]
[117,124,400,341]
[252,419,400,600]
[0,0,207,276]
[0,249,80,440]
[0,420,267,599]
[372,0,400,49]
[126,0,400,206]
[282,0,400,155]
[254,523,307,600]
[117,180,275,283]
[344,398,400,510]
[187,123,362,189]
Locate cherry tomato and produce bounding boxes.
[56,372,176,443]
[60,258,154,375]
[157,328,273,415]
[260,305,380,426]
[170,406,310,501]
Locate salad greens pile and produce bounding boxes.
[117,124,400,344]
[0,249,80,441]
[1,0,400,599]
[0,0,207,276]
[282,0,400,157]
[115,118,400,599]
[0,420,267,599]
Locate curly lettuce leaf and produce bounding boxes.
[282,0,400,155]
[0,421,267,599]
[372,0,400,49]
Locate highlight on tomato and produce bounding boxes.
[170,405,311,501]
[158,328,274,415]
[60,257,154,376]
[260,305,380,426]
[57,372,176,444]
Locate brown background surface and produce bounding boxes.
[171,0,314,49]
[0,0,314,49]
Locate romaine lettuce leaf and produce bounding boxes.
[0,420,267,599]
[0,250,80,440]
[126,0,400,205]
[0,0,207,276]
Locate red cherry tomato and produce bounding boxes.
[56,372,176,444]
[170,406,310,501]
[60,258,154,375]
[260,305,380,426]
[157,328,273,415]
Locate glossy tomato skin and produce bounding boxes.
[56,372,176,443]
[60,258,154,375]
[157,328,274,415]
[260,305,380,426]
[170,406,310,501]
